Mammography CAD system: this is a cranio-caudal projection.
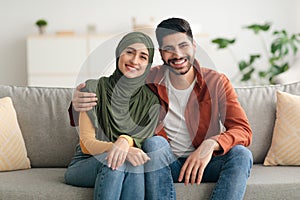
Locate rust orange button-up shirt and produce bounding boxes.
[146,60,252,155]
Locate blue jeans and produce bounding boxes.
[142,136,253,200]
[64,152,145,200]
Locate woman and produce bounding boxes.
[65,32,159,200]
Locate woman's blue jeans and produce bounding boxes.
[142,136,253,200]
[64,153,145,200]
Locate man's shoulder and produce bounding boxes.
[201,67,230,81]
[150,65,165,73]
[148,65,224,76]
[200,67,223,76]
[147,65,166,82]
[196,67,233,90]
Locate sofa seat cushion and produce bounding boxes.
[176,165,300,200]
[0,165,299,200]
[0,168,92,200]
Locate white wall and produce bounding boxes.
[0,0,299,86]
[297,1,300,33]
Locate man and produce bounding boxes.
[70,18,253,200]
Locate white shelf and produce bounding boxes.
[26,34,112,88]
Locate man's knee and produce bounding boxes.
[230,145,253,160]
[229,145,253,170]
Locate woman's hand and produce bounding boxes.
[126,147,150,166]
[106,137,130,170]
[72,83,98,112]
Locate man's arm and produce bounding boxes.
[178,139,221,185]
[68,83,98,126]
[213,75,252,154]
[178,74,251,185]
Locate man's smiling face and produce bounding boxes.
[160,32,196,75]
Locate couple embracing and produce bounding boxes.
[65,17,253,200]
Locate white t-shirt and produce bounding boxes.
[163,69,196,157]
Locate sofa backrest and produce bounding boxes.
[235,81,300,163]
[1,82,300,166]
[0,85,78,168]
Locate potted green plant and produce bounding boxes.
[212,22,300,84]
[35,19,48,35]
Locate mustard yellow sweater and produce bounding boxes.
[79,112,134,155]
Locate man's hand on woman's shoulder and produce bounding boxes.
[72,83,98,112]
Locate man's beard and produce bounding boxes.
[163,56,194,75]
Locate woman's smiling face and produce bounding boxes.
[118,43,150,78]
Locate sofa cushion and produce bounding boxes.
[264,91,300,165]
[0,85,78,167]
[0,97,31,171]
[0,168,93,200]
[176,165,300,200]
[235,81,300,163]
[1,82,300,166]
[0,166,299,200]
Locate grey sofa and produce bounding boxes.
[0,82,300,200]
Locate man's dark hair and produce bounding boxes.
[155,17,193,48]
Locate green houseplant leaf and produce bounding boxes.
[249,54,261,64]
[212,22,300,85]
[239,61,248,71]
[244,22,271,34]
[241,68,255,81]
[35,19,48,27]
[211,38,235,49]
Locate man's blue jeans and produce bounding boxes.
[64,153,145,200]
[142,136,253,200]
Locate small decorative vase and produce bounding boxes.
[38,26,46,35]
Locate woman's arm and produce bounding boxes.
[79,111,113,155]
[80,111,135,170]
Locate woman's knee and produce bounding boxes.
[142,136,176,172]
[64,159,99,187]
[142,136,169,153]
[125,162,144,174]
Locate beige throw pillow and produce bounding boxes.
[264,91,300,166]
[0,97,31,171]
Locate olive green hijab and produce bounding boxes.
[84,32,159,148]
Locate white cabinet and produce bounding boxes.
[27,34,111,88]
[27,33,208,88]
